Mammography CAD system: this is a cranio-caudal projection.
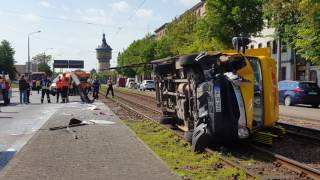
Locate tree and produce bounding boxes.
[32,53,53,76]
[0,40,16,79]
[264,0,301,48]
[295,0,320,63]
[90,68,97,76]
[204,0,264,47]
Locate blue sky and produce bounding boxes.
[0,0,200,71]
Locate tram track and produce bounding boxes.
[102,88,320,179]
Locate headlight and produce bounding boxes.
[238,126,249,139]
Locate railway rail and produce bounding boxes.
[101,89,320,179]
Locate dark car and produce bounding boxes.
[278,80,320,108]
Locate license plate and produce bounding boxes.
[308,92,318,95]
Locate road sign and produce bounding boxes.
[53,60,68,68]
[53,60,84,69]
[68,60,84,68]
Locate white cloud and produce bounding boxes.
[178,0,199,6]
[112,1,129,12]
[74,8,111,25]
[135,8,153,20]
[22,13,41,22]
[61,5,70,11]
[85,8,106,16]
[39,1,51,8]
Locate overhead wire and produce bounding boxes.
[113,0,147,36]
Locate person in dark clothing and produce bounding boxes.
[26,80,31,103]
[92,78,100,99]
[18,75,28,104]
[40,76,51,103]
[105,77,114,98]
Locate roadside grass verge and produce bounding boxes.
[123,119,248,180]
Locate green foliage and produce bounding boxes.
[124,119,247,180]
[205,0,264,48]
[0,40,16,79]
[263,0,300,48]
[264,0,320,64]
[117,0,264,71]
[32,53,53,76]
[295,0,320,63]
[95,70,117,83]
[117,35,156,77]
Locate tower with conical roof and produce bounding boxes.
[96,33,112,72]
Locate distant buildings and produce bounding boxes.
[96,33,112,72]
[154,0,206,40]
[14,63,38,79]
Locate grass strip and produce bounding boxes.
[123,119,248,180]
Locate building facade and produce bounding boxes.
[96,33,112,72]
[154,0,206,40]
[248,27,318,84]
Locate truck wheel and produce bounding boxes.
[284,96,292,106]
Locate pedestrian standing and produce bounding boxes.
[40,75,51,103]
[105,77,114,98]
[92,78,100,99]
[36,80,41,94]
[61,73,69,103]
[56,76,63,103]
[26,79,32,103]
[18,75,28,104]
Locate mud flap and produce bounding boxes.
[192,123,210,152]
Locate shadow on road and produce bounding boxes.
[0,150,16,170]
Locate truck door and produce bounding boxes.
[248,58,264,129]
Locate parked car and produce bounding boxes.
[125,78,136,87]
[139,80,155,91]
[278,80,320,108]
[117,77,126,87]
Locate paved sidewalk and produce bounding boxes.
[0,101,179,180]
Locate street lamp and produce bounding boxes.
[28,30,41,75]
[43,48,53,64]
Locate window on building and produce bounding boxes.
[281,67,286,80]
[272,40,277,54]
[258,43,262,48]
[267,41,271,48]
[282,42,287,53]
[250,45,254,49]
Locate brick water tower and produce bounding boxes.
[96,33,112,72]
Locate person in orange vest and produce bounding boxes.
[56,76,63,103]
[61,73,69,103]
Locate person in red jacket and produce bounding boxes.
[56,76,63,103]
[61,73,69,103]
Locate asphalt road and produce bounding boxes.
[0,90,67,170]
[279,104,320,121]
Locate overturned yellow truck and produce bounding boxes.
[153,37,280,151]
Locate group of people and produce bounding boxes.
[18,73,115,104]
[18,73,71,104]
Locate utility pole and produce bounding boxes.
[277,36,282,81]
[27,30,41,76]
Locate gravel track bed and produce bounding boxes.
[107,91,319,179]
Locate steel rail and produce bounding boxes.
[104,89,320,179]
[100,91,258,179]
[250,145,320,179]
[276,122,320,143]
